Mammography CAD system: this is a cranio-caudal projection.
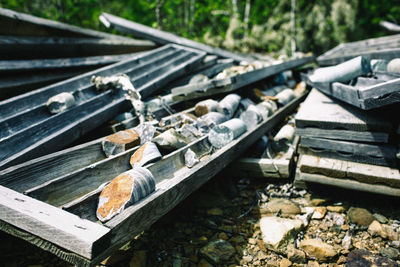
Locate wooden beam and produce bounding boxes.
[0,52,142,72]
[0,35,154,60]
[0,7,136,41]
[295,170,400,197]
[298,154,400,188]
[299,136,397,167]
[0,185,110,259]
[100,12,254,63]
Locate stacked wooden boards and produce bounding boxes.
[294,89,400,196]
[317,34,400,66]
[0,85,307,266]
[0,8,155,99]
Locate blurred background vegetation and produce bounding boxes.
[0,0,399,56]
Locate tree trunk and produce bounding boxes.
[243,0,251,38]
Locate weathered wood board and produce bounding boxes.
[317,34,400,66]
[295,89,394,142]
[0,44,206,170]
[0,35,154,59]
[0,7,144,42]
[100,12,255,63]
[299,136,398,167]
[294,168,400,197]
[298,154,400,189]
[0,92,307,266]
[229,136,299,179]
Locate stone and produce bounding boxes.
[311,207,327,220]
[130,141,162,168]
[200,240,235,264]
[384,225,400,241]
[347,249,399,267]
[197,258,213,267]
[347,207,374,227]
[299,239,337,261]
[207,208,223,216]
[96,167,155,222]
[280,258,292,267]
[260,216,303,253]
[260,198,301,216]
[248,238,257,245]
[102,129,141,157]
[380,247,399,260]
[368,220,387,239]
[307,261,320,267]
[310,198,328,206]
[326,206,345,213]
[373,213,388,224]
[243,255,253,263]
[287,246,306,263]
[46,92,76,114]
[387,58,400,73]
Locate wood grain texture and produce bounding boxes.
[0,35,154,60]
[295,128,389,143]
[0,185,110,259]
[299,136,397,167]
[0,52,141,73]
[0,138,104,192]
[295,170,400,197]
[295,88,393,134]
[298,154,400,188]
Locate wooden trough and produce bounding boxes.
[0,90,307,266]
[303,71,400,110]
[0,44,206,170]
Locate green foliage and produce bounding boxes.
[0,0,398,55]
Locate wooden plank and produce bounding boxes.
[0,35,154,60]
[100,12,255,63]
[0,185,110,259]
[0,138,104,193]
[295,170,400,197]
[299,136,397,167]
[295,128,389,143]
[298,154,400,188]
[0,52,141,72]
[0,7,139,41]
[295,88,393,135]
[0,68,87,100]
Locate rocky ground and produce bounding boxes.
[1,173,399,267]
